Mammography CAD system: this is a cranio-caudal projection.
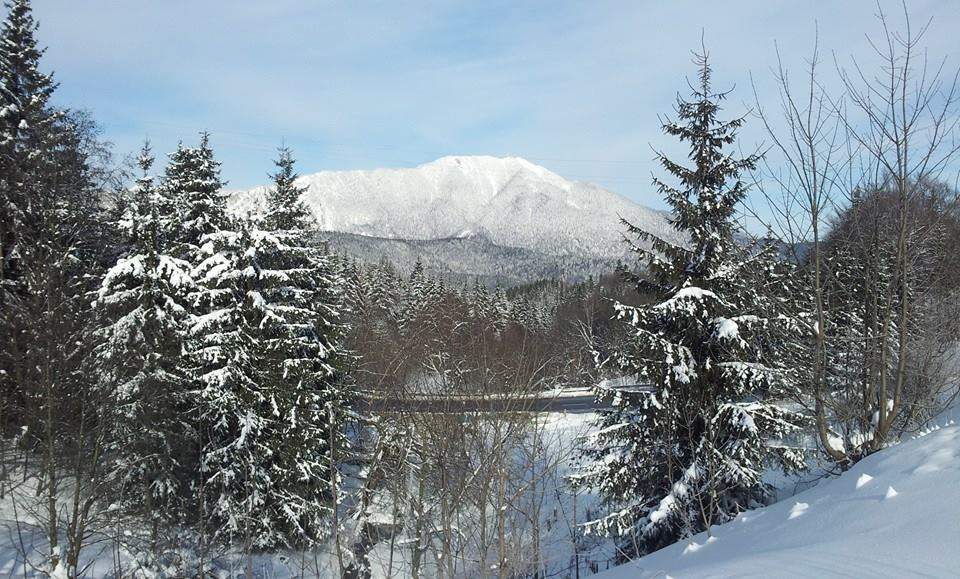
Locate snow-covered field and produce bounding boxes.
[0,408,956,577]
[596,414,960,578]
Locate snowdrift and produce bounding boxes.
[597,421,960,578]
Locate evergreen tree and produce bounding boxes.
[508,294,537,331]
[491,285,510,331]
[255,147,350,546]
[93,143,196,551]
[190,147,349,549]
[469,277,491,325]
[0,0,57,290]
[0,0,107,451]
[165,133,228,260]
[578,52,806,556]
[400,257,432,334]
[367,258,402,338]
[341,257,365,318]
[188,223,263,548]
[0,0,59,399]
[0,3,114,573]
[262,146,313,231]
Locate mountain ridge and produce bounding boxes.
[228,155,677,279]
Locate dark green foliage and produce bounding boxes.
[578,52,806,556]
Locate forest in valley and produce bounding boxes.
[0,0,958,577]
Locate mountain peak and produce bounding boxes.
[416,155,570,191]
[229,156,678,264]
[424,154,536,169]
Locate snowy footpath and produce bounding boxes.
[597,418,960,578]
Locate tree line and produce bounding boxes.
[0,1,351,574]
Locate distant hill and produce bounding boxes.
[229,155,678,280]
[320,230,617,286]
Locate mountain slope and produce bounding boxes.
[229,156,676,264]
[597,419,960,578]
[323,231,616,285]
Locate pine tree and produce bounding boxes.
[400,257,432,334]
[190,147,349,549]
[578,52,806,556]
[262,146,313,231]
[188,223,262,548]
[509,294,537,330]
[93,143,197,551]
[341,257,365,318]
[0,0,57,287]
[0,0,59,412]
[469,277,490,325]
[0,3,115,573]
[491,285,510,331]
[0,0,107,455]
[164,133,228,261]
[367,258,402,339]
[254,147,349,546]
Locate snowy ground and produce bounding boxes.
[1,407,956,577]
[596,414,960,578]
[361,410,619,578]
[0,411,614,578]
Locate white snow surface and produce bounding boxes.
[228,156,677,261]
[596,419,960,578]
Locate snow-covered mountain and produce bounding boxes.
[229,156,676,280]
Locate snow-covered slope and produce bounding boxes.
[324,231,616,285]
[597,420,960,578]
[229,156,676,262]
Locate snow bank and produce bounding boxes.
[596,421,960,578]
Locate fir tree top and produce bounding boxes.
[164,133,229,254]
[639,50,761,287]
[263,146,314,232]
[0,0,56,140]
[122,141,155,245]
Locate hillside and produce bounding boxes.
[323,230,617,285]
[229,156,677,278]
[596,418,960,578]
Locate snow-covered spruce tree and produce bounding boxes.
[366,257,403,339]
[164,132,228,261]
[491,285,510,331]
[399,257,440,336]
[93,143,197,551]
[257,147,351,546]
[341,257,365,318]
[190,147,349,550]
[0,4,118,573]
[577,52,806,556]
[0,0,57,292]
[0,0,59,435]
[508,294,539,331]
[469,277,492,327]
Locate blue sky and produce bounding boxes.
[30,0,960,210]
